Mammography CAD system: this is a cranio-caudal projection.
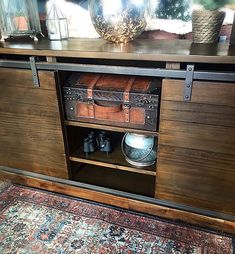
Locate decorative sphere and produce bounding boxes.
[88,0,148,43]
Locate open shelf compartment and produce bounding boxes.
[71,162,156,197]
[67,126,157,176]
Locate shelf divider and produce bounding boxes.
[65,120,158,136]
[69,144,156,176]
[70,156,156,176]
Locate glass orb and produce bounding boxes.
[88,0,149,43]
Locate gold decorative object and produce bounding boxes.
[192,10,225,43]
[88,0,149,43]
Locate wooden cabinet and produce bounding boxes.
[0,68,68,179]
[156,79,235,215]
[0,39,235,233]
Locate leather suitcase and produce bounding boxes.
[63,73,161,131]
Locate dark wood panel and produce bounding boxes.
[0,138,64,156]
[1,169,235,234]
[38,71,57,90]
[0,69,68,179]
[156,79,235,215]
[0,69,56,90]
[1,112,62,138]
[0,146,66,168]
[162,79,235,106]
[0,87,58,106]
[0,101,56,118]
[0,159,67,179]
[0,38,235,64]
[156,145,235,214]
[161,100,235,127]
[159,120,235,155]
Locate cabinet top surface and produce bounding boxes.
[0,38,235,64]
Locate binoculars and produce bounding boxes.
[83,131,111,154]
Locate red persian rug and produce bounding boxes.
[0,181,233,254]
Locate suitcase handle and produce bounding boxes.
[94,101,122,113]
[88,76,135,121]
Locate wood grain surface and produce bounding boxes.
[0,68,68,179]
[156,79,235,215]
[0,38,235,64]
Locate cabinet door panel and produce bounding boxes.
[156,79,235,215]
[0,69,56,90]
[0,68,68,179]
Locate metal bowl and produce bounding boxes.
[88,0,148,43]
[121,133,157,168]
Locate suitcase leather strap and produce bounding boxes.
[123,77,135,122]
[87,75,135,121]
[87,75,102,118]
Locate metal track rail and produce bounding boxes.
[1,59,235,82]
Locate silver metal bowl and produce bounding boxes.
[89,0,148,43]
[121,133,157,168]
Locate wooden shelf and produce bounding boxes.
[69,144,156,176]
[73,164,155,197]
[65,120,158,137]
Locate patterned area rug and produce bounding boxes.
[0,182,233,254]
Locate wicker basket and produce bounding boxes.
[192,10,225,43]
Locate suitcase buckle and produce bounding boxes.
[123,103,130,108]
[87,98,94,104]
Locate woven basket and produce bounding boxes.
[192,10,225,43]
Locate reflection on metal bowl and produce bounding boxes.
[88,0,148,43]
[121,133,157,168]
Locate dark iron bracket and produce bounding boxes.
[184,64,195,102]
[29,56,40,87]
